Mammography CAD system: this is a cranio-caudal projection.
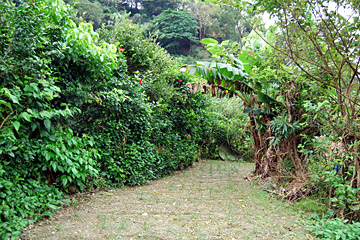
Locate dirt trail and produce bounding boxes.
[22,160,308,240]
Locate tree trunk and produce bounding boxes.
[249,113,262,174]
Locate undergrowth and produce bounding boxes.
[306,210,360,240]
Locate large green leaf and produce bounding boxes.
[189,60,280,114]
[12,121,20,132]
[189,65,197,75]
[238,53,260,73]
[44,119,51,131]
[257,92,279,105]
[0,100,13,111]
[201,38,219,45]
[243,108,264,115]
[20,112,32,122]
[206,45,223,56]
[3,88,19,104]
[189,61,248,84]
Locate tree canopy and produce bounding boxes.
[152,9,199,54]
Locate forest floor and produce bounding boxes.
[21,160,311,240]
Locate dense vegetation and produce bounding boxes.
[190,0,360,238]
[1,0,360,239]
[0,1,224,238]
[60,0,253,60]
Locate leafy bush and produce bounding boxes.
[0,1,211,239]
[37,130,100,189]
[82,74,205,186]
[0,0,106,184]
[307,215,360,240]
[0,2,110,237]
[96,18,208,185]
[146,74,208,158]
[97,15,173,76]
[72,78,156,185]
[298,136,360,221]
[201,97,251,160]
[0,165,67,239]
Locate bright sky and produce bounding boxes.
[262,12,275,28]
[262,2,356,29]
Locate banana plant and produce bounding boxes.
[188,38,280,115]
[187,38,289,178]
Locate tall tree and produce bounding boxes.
[141,0,180,17]
[65,0,105,29]
[185,1,220,41]
[218,6,252,45]
[152,9,199,54]
[200,0,360,218]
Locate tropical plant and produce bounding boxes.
[227,0,360,188]
[203,0,360,225]
[188,37,305,179]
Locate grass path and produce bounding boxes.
[22,160,309,239]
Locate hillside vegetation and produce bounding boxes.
[1,0,360,239]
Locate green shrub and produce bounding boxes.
[97,16,173,76]
[0,1,211,239]
[201,97,251,160]
[0,165,67,239]
[299,136,360,221]
[307,215,360,240]
[0,0,110,188]
[0,1,115,238]
[37,129,100,189]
